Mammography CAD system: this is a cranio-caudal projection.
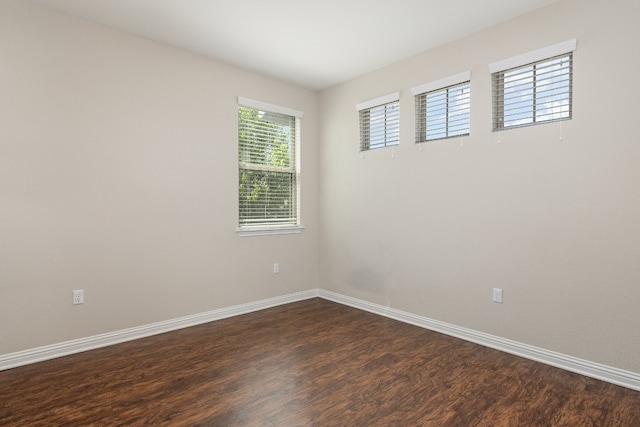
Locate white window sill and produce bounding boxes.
[236,226,304,237]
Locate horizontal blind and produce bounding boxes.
[359,101,400,151]
[415,81,470,143]
[493,53,572,130]
[238,105,298,227]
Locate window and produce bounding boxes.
[412,72,471,143]
[490,39,576,131]
[357,92,400,151]
[238,98,302,233]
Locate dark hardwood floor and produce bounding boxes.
[1,298,639,426]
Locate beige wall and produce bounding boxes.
[319,0,640,373]
[0,0,319,354]
[2,0,639,377]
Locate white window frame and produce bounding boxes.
[411,71,471,142]
[237,97,303,237]
[490,39,576,131]
[356,92,400,151]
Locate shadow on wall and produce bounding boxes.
[349,268,389,294]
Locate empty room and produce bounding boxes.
[1,0,639,425]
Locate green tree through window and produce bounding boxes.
[238,105,298,228]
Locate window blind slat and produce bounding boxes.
[415,81,470,143]
[359,100,400,151]
[492,52,572,130]
[238,104,300,228]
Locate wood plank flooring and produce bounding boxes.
[1,298,639,426]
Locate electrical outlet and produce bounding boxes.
[492,288,503,303]
[73,289,84,305]
[273,263,279,274]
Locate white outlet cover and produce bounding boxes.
[492,288,503,303]
[73,290,84,304]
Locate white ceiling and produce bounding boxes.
[30,0,561,90]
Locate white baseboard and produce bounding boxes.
[2,288,639,392]
[0,289,319,371]
[318,289,640,392]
